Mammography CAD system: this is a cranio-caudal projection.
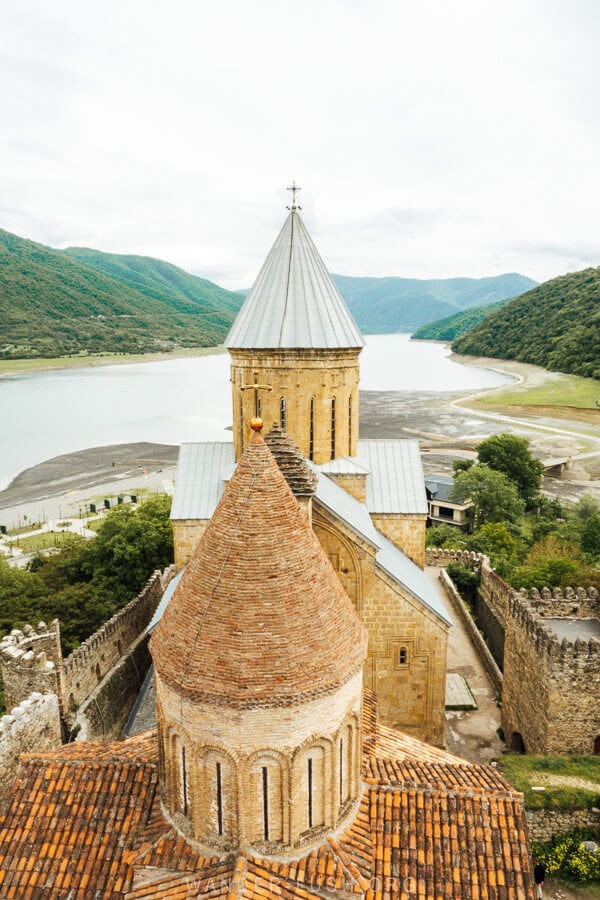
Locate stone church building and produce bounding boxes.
[0,423,534,897]
[171,199,451,746]
[0,196,536,896]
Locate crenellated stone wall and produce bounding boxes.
[425,549,485,569]
[0,567,175,729]
[427,549,600,755]
[0,693,61,801]
[62,567,174,714]
[0,622,63,712]
[501,591,600,754]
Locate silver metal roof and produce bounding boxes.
[312,466,451,626]
[226,210,364,350]
[319,456,371,476]
[358,440,428,515]
[170,442,234,520]
[376,534,452,626]
[168,440,449,626]
[311,463,382,549]
[148,570,184,632]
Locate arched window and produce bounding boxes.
[256,396,261,419]
[330,397,336,460]
[301,746,325,831]
[339,724,353,806]
[348,395,352,454]
[309,399,315,461]
[181,745,189,816]
[247,756,284,844]
[216,761,223,836]
[239,396,244,448]
[280,397,287,430]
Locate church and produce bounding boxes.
[171,191,451,746]
[0,193,535,897]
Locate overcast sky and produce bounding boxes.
[1,0,599,289]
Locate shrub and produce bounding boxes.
[532,829,600,883]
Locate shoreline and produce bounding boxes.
[0,345,226,377]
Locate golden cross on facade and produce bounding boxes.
[286,180,301,210]
[240,372,273,416]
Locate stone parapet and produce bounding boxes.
[0,693,61,801]
[0,621,62,710]
[425,549,485,569]
[526,807,600,844]
[63,566,175,711]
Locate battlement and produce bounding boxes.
[507,592,600,666]
[0,692,61,801]
[0,566,175,717]
[425,548,485,568]
[0,621,62,710]
[62,566,175,709]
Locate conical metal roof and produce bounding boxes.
[226,209,364,349]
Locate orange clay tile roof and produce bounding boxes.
[151,432,367,707]
[0,692,535,899]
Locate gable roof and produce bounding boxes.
[0,695,534,898]
[312,467,451,626]
[225,210,364,350]
[170,442,234,521]
[358,439,429,515]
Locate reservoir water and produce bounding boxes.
[0,334,512,491]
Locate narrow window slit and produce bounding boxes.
[216,762,223,836]
[262,766,269,840]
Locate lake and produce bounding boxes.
[0,335,513,490]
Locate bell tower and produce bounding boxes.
[227,186,364,463]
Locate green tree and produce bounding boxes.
[580,513,600,558]
[426,524,464,548]
[476,434,544,506]
[70,494,173,600]
[450,464,525,527]
[511,536,599,590]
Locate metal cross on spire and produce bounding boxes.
[240,371,273,417]
[286,180,302,210]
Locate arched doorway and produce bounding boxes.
[510,732,525,753]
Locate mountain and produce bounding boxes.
[411,299,509,341]
[0,230,244,359]
[330,273,537,333]
[452,267,600,380]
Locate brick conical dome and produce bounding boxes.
[151,433,367,707]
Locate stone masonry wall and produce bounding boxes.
[230,348,361,463]
[62,567,174,715]
[526,807,600,844]
[501,592,600,754]
[74,634,153,741]
[373,513,427,568]
[173,519,209,566]
[0,693,61,801]
[316,510,449,746]
[0,621,63,711]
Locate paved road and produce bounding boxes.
[424,567,505,765]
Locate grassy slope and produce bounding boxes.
[333,272,537,333]
[412,298,509,341]
[453,267,600,380]
[498,754,600,810]
[0,229,243,358]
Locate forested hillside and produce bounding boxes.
[411,299,508,341]
[332,272,537,333]
[452,267,600,379]
[0,230,243,358]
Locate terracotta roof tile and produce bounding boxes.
[151,434,367,707]
[0,702,535,899]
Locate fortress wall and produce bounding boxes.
[0,693,61,801]
[0,621,63,711]
[62,566,175,713]
[501,593,600,754]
